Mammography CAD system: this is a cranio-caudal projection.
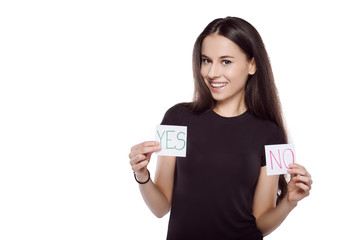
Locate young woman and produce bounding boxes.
[129,17,312,240]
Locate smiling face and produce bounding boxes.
[200,33,256,112]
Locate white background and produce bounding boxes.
[1,0,359,239]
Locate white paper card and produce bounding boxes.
[155,125,187,157]
[265,144,296,175]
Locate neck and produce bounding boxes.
[213,96,247,118]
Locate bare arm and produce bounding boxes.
[253,164,312,236]
[129,141,176,218]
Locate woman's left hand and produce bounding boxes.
[286,163,312,203]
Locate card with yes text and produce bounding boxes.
[155,125,187,157]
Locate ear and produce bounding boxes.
[248,58,257,75]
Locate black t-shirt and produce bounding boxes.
[161,104,286,240]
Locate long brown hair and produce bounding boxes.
[183,16,288,204]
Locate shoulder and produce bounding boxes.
[246,111,286,144]
[163,103,191,117]
[160,103,193,125]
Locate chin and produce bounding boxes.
[210,93,228,102]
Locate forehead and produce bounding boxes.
[201,33,245,57]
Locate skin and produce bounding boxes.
[129,33,312,235]
[200,33,256,117]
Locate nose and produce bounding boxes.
[208,63,221,79]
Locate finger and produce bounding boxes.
[129,142,156,159]
[295,182,311,194]
[129,154,146,166]
[287,167,308,177]
[293,175,312,190]
[131,160,149,173]
[129,144,161,159]
[289,163,311,175]
[131,141,159,153]
[132,145,161,159]
[288,163,305,169]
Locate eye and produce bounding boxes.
[202,58,212,64]
[222,60,232,65]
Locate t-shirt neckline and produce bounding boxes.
[210,109,250,120]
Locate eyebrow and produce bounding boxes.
[201,54,234,59]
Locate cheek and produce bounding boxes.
[200,66,208,80]
[224,66,248,83]
[200,66,206,77]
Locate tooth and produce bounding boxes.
[213,83,225,87]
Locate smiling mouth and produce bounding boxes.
[210,82,228,88]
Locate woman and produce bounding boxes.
[129,17,312,240]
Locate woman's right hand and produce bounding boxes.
[129,141,161,182]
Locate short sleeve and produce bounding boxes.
[261,125,287,166]
[160,104,181,126]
